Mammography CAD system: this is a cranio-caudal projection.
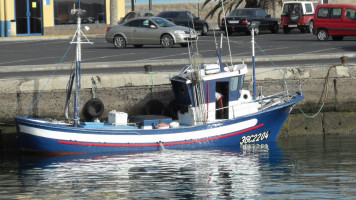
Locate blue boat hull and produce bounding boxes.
[15,95,303,154]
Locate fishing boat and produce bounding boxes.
[14,9,303,155]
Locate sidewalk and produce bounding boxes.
[0,34,105,42]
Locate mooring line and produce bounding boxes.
[26,44,73,117]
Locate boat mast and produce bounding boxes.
[70,8,93,127]
[250,21,260,100]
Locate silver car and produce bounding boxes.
[105,17,198,48]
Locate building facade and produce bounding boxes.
[327,0,355,3]
[0,0,125,37]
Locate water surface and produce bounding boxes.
[1,134,356,199]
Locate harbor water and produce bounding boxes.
[1,134,356,199]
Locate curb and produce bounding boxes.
[1,53,355,73]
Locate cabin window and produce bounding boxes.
[230,76,244,92]
[230,77,238,91]
[239,75,245,91]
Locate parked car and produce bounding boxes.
[220,8,278,36]
[157,11,209,36]
[118,11,155,24]
[105,17,198,48]
[281,1,317,34]
[313,4,356,41]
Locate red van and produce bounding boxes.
[313,4,356,41]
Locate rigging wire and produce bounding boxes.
[220,0,233,70]
[255,42,335,118]
[64,63,75,120]
[25,44,73,117]
[185,11,207,124]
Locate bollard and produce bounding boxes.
[144,65,152,74]
[340,56,348,66]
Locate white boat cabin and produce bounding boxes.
[171,63,260,126]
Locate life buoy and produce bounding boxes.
[144,99,165,115]
[83,98,105,120]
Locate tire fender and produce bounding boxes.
[144,99,165,115]
[83,98,105,120]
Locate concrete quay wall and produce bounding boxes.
[1,64,356,137]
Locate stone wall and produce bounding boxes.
[1,64,356,136]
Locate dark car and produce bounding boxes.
[157,10,209,35]
[221,8,279,36]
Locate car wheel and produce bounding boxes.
[308,21,313,34]
[161,34,174,48]
[317,29,329,41]
[113,35,126,48]
[133,45,143,48]
[283,26,291,34]
[271,24,278,34]
[201,24,208,36]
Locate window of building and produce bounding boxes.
[54,0,106,25]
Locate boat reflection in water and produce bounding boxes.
[18,143,282,199]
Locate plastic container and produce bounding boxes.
[108,110,128,126]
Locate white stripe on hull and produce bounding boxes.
[19,119,257,144]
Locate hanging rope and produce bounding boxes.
[150,72,155,100]
[255,41,336,118]
[26,44,73,117]
[298,65,336,118]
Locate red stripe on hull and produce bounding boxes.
[58,124,264,147]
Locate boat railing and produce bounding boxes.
[205,89,301,118]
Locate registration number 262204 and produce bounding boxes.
[240,131,270,145]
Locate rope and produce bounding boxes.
[255,42,292,86]
[298,103,325,118]
[297,65,335,118]
[26,44,73,117]
[255,42,336,119]
[149,72,155,100]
